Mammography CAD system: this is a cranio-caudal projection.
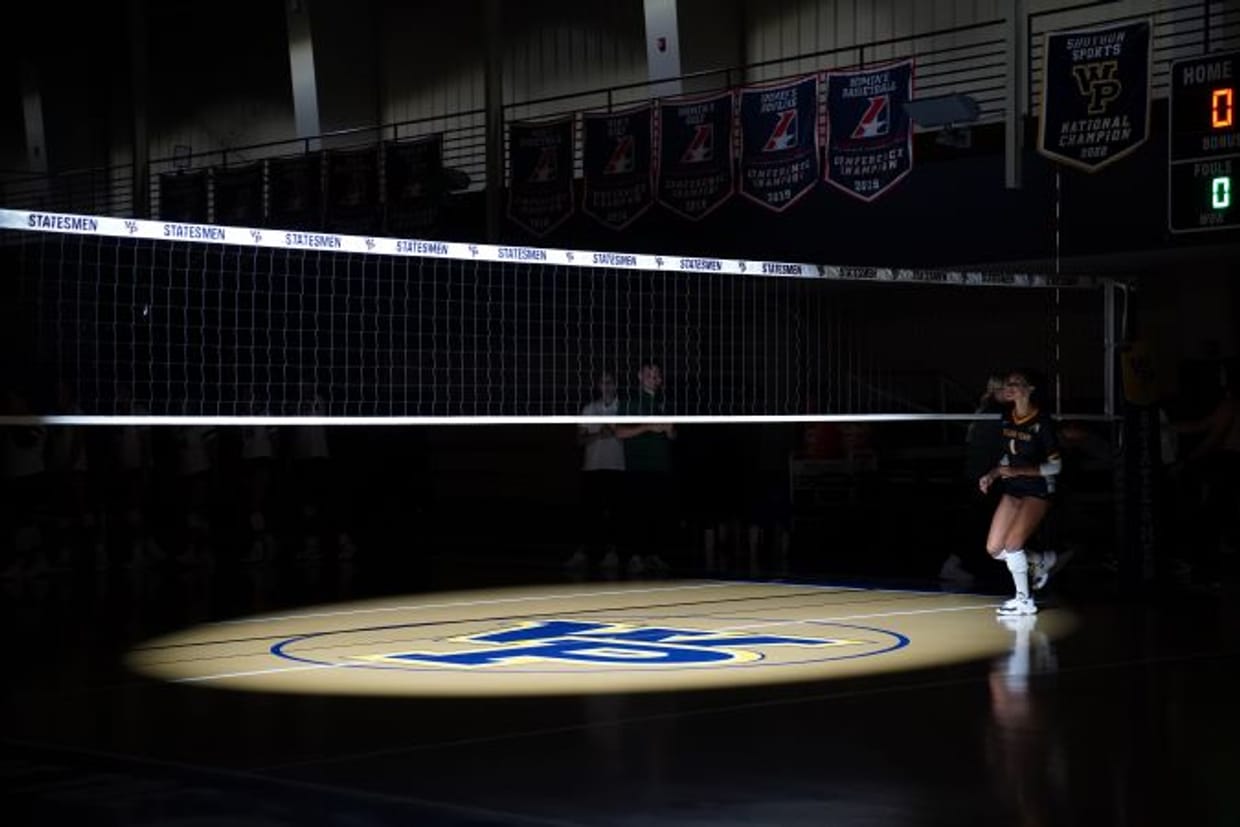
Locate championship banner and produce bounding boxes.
[582,105,654,230]
[739,75,819,212]
[656,91,735,220]
[507,118,575,236]
[158,171,208,223]
[326,146,379,233]
[385,135,443,235]
[269,154,323,230]
[213,164,263,226]
[824,59,914,202]
[1037,20,1151,172]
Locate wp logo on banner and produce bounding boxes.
[582,106,654,230]
[657,92,735,220]
[1037,21,1151,171]
[825,60,914,202]
[508,118,575,236]
[739,75,820,211]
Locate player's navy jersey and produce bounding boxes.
[999,408,1061,496]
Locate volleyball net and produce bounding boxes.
[0,208,1117,425]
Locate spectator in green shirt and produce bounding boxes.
[614,360,675,576]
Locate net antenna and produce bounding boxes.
[1,208,1116,426]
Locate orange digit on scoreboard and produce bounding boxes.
[1213,87,1234,129]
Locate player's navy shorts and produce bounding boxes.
[998,477,1053,500]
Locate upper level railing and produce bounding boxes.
[1,0,1234,225]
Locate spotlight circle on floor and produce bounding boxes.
[128,580,1075,696]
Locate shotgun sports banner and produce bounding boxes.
[1038,20,1151,171]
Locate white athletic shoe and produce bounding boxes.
[997,595,1038,616]
[563,549,588,572]
[1031,550,1058,591]
[626,555,646,577]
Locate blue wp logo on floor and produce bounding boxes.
[337,618,908,670]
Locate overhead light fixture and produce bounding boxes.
[903,94,981,128]
[903,94,980,149]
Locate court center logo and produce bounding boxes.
[351,619,877,669]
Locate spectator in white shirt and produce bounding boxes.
[241,409,278,564]
[565,372,625,574]
[289,392,357,561]
[173,413,216,566]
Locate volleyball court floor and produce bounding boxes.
[2,557,1237,826]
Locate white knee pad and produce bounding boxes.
[1005,549,1028,574]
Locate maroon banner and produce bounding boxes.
[582,105,654,230]
[738,75,821,212]
[507,118,575,236]
[656,91,735,220]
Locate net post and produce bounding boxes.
[484,0,504,243]
[1005,0,1026,190]
[128,0,150,219]
[1103,279,1118,420]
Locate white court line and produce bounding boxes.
[177,601,999,684]
[209,581,835,626]
[735,579,988,598]
[725,602,1001,631]
[173,662,339,683]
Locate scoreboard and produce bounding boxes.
[1169,51,1239,233]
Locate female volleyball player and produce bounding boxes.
[979,370,1063,616]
